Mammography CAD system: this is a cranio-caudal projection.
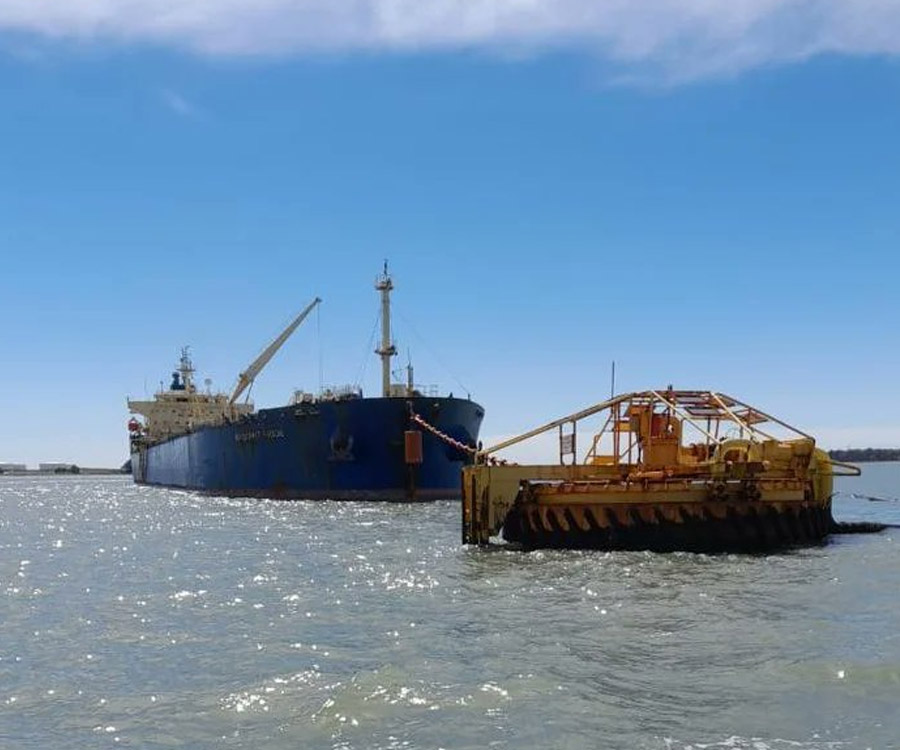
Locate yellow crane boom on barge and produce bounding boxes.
[461,389,864,552]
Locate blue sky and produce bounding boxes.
[1,3,899,466]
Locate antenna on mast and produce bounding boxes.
[406,347,414,396]
[179,347,196,392]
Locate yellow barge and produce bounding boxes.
[461,389,862,551]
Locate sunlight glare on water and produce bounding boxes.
[1,467,899,749]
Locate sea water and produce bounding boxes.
[1,465,898,749]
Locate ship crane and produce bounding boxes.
[229,296,322,405]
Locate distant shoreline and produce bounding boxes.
[828,449,900,463]
[0,468,127,476]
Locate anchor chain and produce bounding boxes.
[410,412,478,455]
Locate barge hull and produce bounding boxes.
[461,389,861,551]
[502,498,834,552]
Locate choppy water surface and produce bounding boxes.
[1,466,899,750]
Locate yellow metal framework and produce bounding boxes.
[463,389,860,547]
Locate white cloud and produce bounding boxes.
[1,1,900,79]
[159,88,200,118]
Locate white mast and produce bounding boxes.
[178,347,196,391]
[375,262,396,398]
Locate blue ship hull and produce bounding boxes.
[131,396,483,500]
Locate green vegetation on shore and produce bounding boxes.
[828,448,900,463]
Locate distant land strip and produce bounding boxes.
[0,466,128,476]
[828,449,900,463]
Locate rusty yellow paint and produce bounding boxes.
[462,389,859,549]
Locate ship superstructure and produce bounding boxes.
[128,297,320,446]
[127,348,252,445]
[127,269,483,500]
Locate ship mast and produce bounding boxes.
[375,262,397,398]
[178,347,196,391]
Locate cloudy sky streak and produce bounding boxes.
[1,0,900,79]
